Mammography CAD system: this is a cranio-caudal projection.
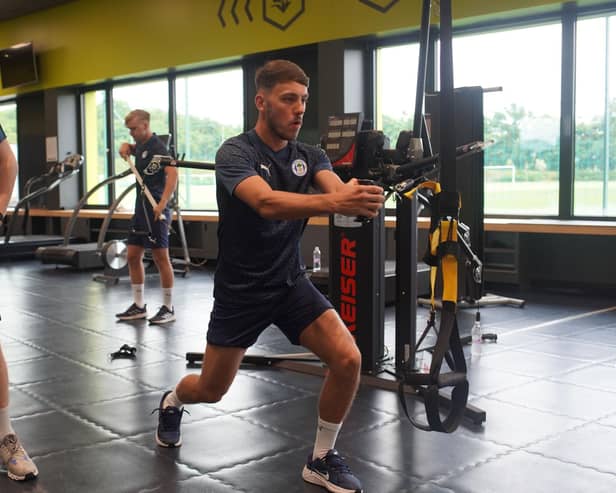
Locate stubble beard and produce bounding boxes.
[265,107,300,142]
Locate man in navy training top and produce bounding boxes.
[116,109,179,325]
[0,124,39,481]
[154,60,384,493]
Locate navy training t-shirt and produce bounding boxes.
[0,124,6,143]
[214,129,332,301]
[133,133,170,211]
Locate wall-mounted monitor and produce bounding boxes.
[0,42,38,89]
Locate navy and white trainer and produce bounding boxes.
[153,390,185,447]
[115,303,147,320]
[302,449,363,493]
[148,305,175,325]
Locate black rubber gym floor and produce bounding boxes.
[1,260,616,492]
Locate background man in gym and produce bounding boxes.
[0,123,39,481]
[116,110,179,325]
[153,60,384,493]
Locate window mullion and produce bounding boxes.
[559,3,577,219]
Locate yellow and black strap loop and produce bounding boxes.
[397,181,469,433]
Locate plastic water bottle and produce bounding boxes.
[471,311,482,358]
[416,349,431,373]
[312,246,321,272]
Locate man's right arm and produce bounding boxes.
[234,173,384,221]
[0,137,18,216]
[119,142,135,160]
[216,137,385,221]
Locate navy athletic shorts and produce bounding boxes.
[207,275,333,348]
[127,208,171,249]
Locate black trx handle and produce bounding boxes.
[398,313,468,433]
[425,305,468,432]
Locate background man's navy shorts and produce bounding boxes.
[127,209,171,249]
[207,275,333,348]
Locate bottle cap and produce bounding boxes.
[475,311,481,322]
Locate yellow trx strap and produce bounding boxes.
[404,180,459,307]
[398,181,469,433]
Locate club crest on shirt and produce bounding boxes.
[144,159,162,175]
[141,150,148,159]
[291,159,307,177]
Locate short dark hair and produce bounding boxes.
[255,59,309,91]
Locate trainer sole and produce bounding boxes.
[155,434,182,448]
[301,465,362,493]
[7,469,39,481]
[149,316,176,325]
[116,313,147,320]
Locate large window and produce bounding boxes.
[376,24,563,216]
[453,23,562,216]
[574,14,616,216]
[375,43,420,145]
[112,80,169,211]
[83,89,108,205]
[0,101,19,205]
[78,66,244,211]
[375,43,420,209]
[175,67,243,210]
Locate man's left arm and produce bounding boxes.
[153,166,178,220]
[313,168,348,194]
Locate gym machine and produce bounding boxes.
[324,0,488,431]
[35,168,133,270]
[35,135,193,277]
[321,110,488,431]
[1,153,83,259]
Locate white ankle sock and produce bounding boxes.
[162,288,173,310]
[163,390,184,409]
[312,417,342,460]
[132,284,145,308]
[0,407,15,439]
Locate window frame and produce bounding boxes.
[372,4,616,220]
[77,60,244,211]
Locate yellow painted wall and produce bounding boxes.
[0,0,604,97]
